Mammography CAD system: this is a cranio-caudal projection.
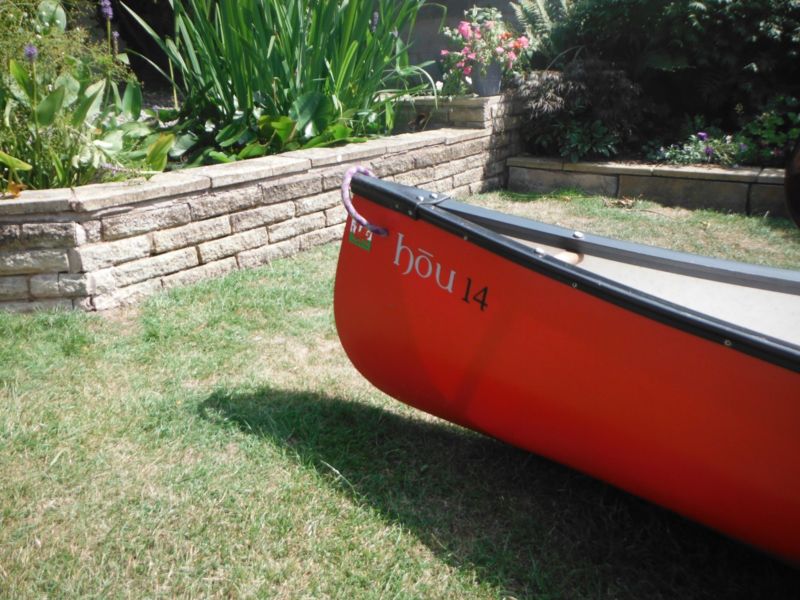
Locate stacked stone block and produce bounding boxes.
[508,157,788,217]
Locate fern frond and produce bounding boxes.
[511,0,552,39]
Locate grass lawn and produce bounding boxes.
[1,191,799,599]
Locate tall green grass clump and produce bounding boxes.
[124,0,435,165]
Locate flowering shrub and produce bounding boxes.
[649,131,746,167]
[649,97,800,167]
[440,6,528,89]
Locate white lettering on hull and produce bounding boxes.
[393,232,488,311]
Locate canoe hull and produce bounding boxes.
[334,184,800,563]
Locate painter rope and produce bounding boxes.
[341,166,388,236]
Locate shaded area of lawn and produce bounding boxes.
[201,385,800,599]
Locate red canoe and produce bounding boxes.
[333,173,800,563]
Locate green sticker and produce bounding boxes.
[348,222,372,251]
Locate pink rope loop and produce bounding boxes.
[341,166,388,236]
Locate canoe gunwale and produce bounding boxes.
[350,175,800,373]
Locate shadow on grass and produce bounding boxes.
[199,387,799,599]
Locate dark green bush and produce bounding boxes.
[517,58,643,161]
[548,0,800,131]
[737,96,800,166]
[678,0,799,120]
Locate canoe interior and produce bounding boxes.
[510,239,800,348]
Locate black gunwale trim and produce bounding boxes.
[350,174,800,373]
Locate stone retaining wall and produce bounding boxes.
[1,96,522,312]
[508,156,788,218]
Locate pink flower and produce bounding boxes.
[440,49,450,56]
[472,26,482,40]
[457,21,471,39]
[485,21,495,29]
[463,65,472,76]
[516,36,529,48]
[495,46,505,55]
[507,51,517,62]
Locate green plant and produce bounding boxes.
[560,119,618,162]
[647,97,800,167]
[0,151,33,196]
[510,0,572,60]
[737,96,800,167]
[123,0,434,164]
[0,1,172,193]
[679,1,800,119]
[648,130,744,166]
[435,53,471,97]
[549,0,688,76]
[517,58,642,161]
[547,0,800,130]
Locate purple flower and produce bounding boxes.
[23,44,38,63]
[697,131,708,141]
[704,145,714,157]
[99,0,113,21]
